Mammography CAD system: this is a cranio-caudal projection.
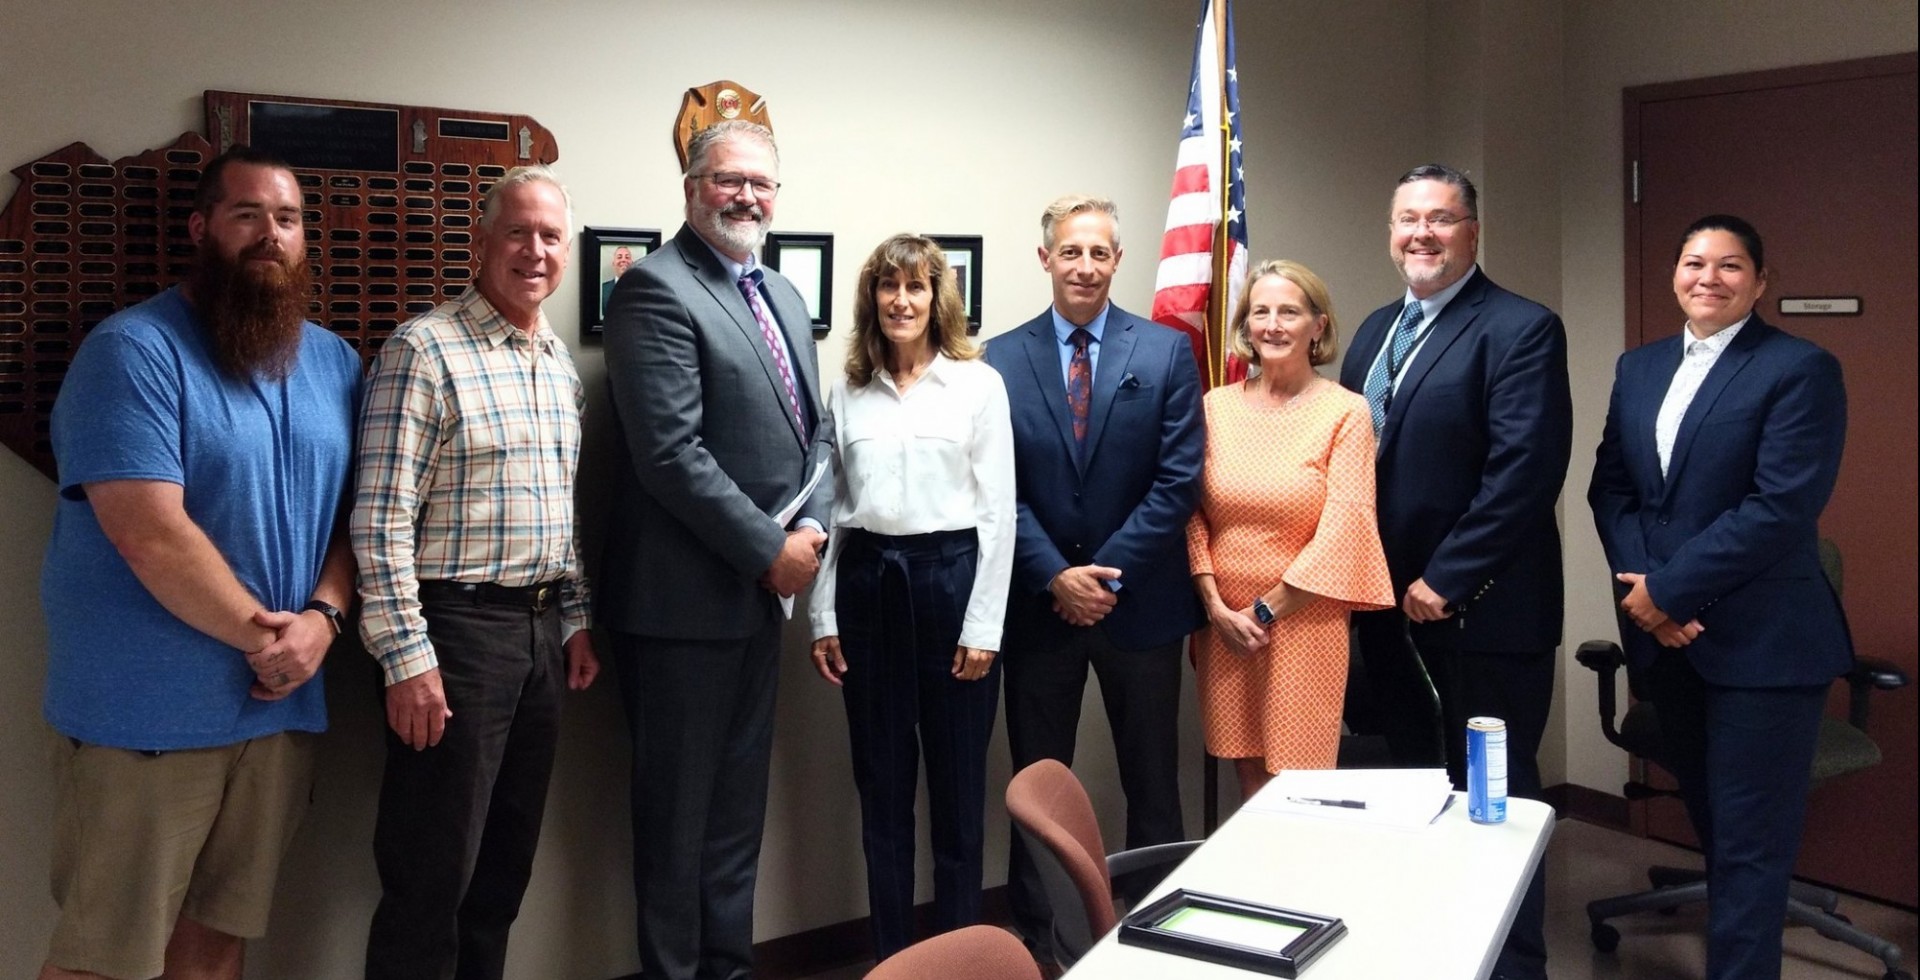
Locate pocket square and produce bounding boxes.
[1119,373,1142,389]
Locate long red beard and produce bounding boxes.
[189,239,314,380]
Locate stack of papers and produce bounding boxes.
[1242,769,1456,830]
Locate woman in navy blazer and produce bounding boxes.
[1589,214,1851,980]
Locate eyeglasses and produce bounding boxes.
[695,172,782,199]
[1392,212,1473,232]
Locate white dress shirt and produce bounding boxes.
[1365,264,1479,394]
[1655,315,1749,476]
[808,354,1016,650]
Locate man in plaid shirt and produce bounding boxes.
[352,165,600,980]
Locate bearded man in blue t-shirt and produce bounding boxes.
[38,145,360,980]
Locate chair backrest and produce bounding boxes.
[865,925,1042,980]
[1005,759,1116,961]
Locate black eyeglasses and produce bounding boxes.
[694,172,782,199]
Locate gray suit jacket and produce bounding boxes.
[599,222,832,639]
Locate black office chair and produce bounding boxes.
[1577,541,1913,980]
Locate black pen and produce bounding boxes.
[1286,796,1367,810]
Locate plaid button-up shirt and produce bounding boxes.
[352,287,590,684]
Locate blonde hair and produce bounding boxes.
[1040,194,1121,251]
[845,234,979,388]
[480,165,573,240]
[1227,259,1340,367]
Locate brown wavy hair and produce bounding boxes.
[846,234,979,387]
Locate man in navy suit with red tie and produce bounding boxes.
[984,194,1204,971]
[1339,165,1572,980]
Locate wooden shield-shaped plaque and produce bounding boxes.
[673,81,773,170]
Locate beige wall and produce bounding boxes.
[0,0,1912,976]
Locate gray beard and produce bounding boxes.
[695,204,769,256]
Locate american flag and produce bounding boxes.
[1151,0,1248,389]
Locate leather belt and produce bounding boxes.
[418,579,561,612]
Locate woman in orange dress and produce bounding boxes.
[1187,259,1394,799]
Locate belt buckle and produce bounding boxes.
[531,585,553,612]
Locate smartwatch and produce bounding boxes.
[304,599,346,637]
[1251,597,1276,626]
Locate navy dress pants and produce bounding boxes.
[836,528,999,961]
[1644,649,1828,980]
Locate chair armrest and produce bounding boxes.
[1107,839,1204,910]
[1107,839,1203,879]
[1849,655,1909,691]
[1576,640,1631,751]
[1843,655,1910,730]
[1576,640,1626,673]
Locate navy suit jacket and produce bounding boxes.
[983,305,1205,651]
[1339,269,1573,653]
[1588,316,1851,687]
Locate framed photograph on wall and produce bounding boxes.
[580,226,662,335]
[764,231,834,338]
[930,234,984,334]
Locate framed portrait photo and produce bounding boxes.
[929,234,984,334]
[580,226,662,335]
[764,231,834,339]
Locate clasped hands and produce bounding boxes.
[243,607,335,702]
[1615,572,1705,648]
[1205,598,1267,656]
[1050,564,1120,627]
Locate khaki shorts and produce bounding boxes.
[47,730,315,980]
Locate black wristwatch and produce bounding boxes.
[304,599,345,637]
[1251,597,1276,626]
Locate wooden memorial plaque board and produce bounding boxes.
[0,90,558,479]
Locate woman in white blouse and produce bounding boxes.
[808,233,1014,961]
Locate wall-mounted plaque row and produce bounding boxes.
[0,89,559,479]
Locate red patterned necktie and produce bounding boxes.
[738,270,806,440]
[1067,328,1093,446]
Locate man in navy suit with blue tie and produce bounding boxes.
[1339,165,1571,980]
[984,194,1204,970]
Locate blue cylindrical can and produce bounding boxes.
[1466,716,1508,824]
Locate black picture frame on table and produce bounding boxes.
[580,226,662,335]
[1117,889,1346,978]
[763,232,834,339]
[929,234,984,334]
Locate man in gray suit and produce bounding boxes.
[600,120,830,980]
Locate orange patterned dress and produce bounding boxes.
[1186,379,1393,772]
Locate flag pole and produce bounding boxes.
[1207,0,1233,389]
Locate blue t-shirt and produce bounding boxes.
[41,287,362,750]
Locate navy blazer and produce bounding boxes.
[1588,316,1851,687]
[1339,269,1573,653]
[983,305,1205,651]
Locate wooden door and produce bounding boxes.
[1624,53,1918,907]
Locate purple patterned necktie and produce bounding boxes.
[738,270,806,440]
[1067,328,1093,446]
